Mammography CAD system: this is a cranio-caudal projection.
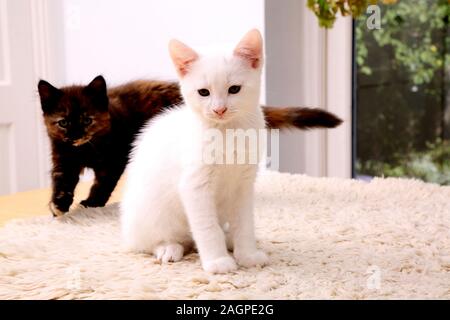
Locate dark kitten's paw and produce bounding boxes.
[80,199,106,208]
[49,202,66,217]
[52,191,73,216]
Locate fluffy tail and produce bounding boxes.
[262,106,343,130]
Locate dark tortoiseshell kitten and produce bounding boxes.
[38,76,182,216]
[38,75,342,217]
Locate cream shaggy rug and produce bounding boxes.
[0,171,449,300]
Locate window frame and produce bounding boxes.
[264,2,353,178]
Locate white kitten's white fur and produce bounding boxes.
[120,29,268,273]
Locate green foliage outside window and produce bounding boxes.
[308,0,450,184]
[307,0,383,28]
[355,0,449,86]
[308,0,449,86]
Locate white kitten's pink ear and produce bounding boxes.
[233,29,263,69]
[169,39,199,77]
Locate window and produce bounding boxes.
[354,0,449,184]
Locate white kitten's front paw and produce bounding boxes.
[202,256,237,274]
[235,250,269,268]
[155,243,184,263]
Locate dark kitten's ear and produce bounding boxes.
[38,80,62,113]
[86,75,107,95]
[84,75,108,110]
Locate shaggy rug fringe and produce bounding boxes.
[0,171,449,299]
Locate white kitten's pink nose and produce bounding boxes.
[213,106,228,116]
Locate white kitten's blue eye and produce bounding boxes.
[198,89,210,97]
[228,85,241,94]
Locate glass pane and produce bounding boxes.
[354,0,450,184]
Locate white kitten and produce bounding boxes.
[120,29,268,273]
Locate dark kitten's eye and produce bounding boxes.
[83,117,92,125]
[58,119,68,128]
[198,89,210,97]
[228,85,241,94]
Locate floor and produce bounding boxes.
[0,179,125,227]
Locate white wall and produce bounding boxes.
[60,0,265,86]
[56,0,350,178]
[53,0,265,181]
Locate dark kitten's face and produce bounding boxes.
[38,76,110,147]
